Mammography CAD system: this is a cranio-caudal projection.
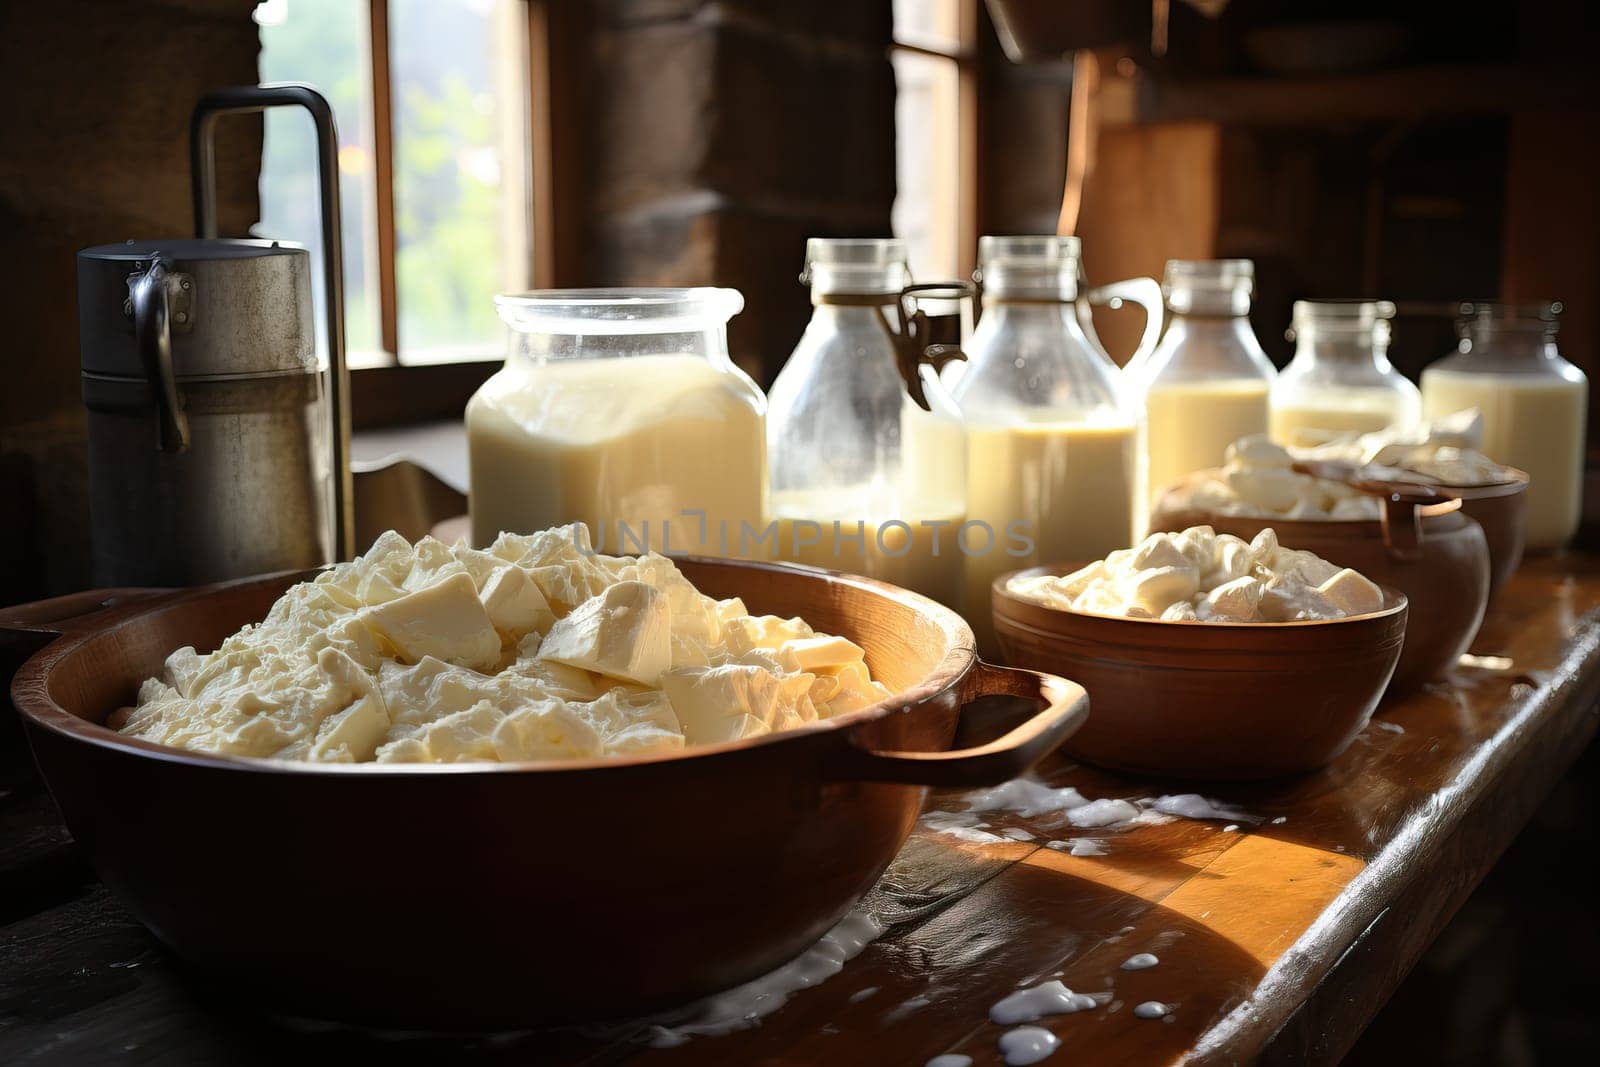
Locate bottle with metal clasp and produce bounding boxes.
[765,238,970,606]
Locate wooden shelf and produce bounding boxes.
[1131,63,1597,126]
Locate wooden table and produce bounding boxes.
[3,554,1599,1065]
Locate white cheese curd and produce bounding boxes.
[1005,525,1385,623]
[1297,408,1510,485]
[1179,436,1382,520]
[1176,412,1509,521]
[111,525,892,763]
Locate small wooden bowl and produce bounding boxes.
[994,567,1408,780]
[1151,477,1490,697]
[1448,468,1529,601]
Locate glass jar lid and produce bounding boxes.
[1163,258,1253,316]
[974,235,1081,300]
[1456,300,1562,336]
[493,288,744,336]
[801,238,911,296]
[1288,299,1396,345]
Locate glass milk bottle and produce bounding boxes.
[1423,301,1587,552]
[466,288,766,555]
[954,235,1162,655]
[1269,300,1420,446]
[767,239,967,607]
[1127,259,1275,523]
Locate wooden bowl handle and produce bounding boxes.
[0,588,175,639]
[825,662,1089,786]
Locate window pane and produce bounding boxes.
[892,50,961,283]
[390,0,530,363]
[255,0,385,366]
[893,0,963,53]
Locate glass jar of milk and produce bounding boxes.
[1270,300,1420,447]
[767,239,967,606]
[1422,301,1587,552]
[466,289,766,556]
[1127,259,1275,523]
[953,235,1161,655]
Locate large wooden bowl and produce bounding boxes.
[993,568,1408,780]
[4,559,1087,1031]
[1151,479,1490,697]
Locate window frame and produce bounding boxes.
[890,0,981,280]
[350,0,571,424]
[353,0,556,366]
[350,4,981,420]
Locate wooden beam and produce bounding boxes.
[955,0,980,279]
[368,0,399,356]
[541,0,588,285]
[526,0,556,289]
[1136,64,1596,128]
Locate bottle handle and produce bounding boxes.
[893,282,975,412]
[1080,273,1164,370]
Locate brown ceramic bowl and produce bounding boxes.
[1151,476,1490,697]
[4,559,1087,1030]
[993,567,1408,780]
[1447,468,1529,600]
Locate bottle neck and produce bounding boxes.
[806,259,907,304]
[1164,314,1260,346]
[1167,307,1249,326]
[1165,286,1250,318]
[978,264,1078,303]
[1292,331,1393,373]
[974,302,1075,332]
[809,288,899,308]
[1458,324,1558,363]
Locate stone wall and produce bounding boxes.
[579,0,897,384]
[0,0,262,602]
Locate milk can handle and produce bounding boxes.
[130,258,191,453]
[189,83,353,561]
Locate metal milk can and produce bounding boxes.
[78,85,353,586]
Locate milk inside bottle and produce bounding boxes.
[1422,301,1587,552]
[1128,259,1274,525]
[954,235,1160,656]
[1269,300,1420,447]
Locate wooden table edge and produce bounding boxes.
[1190,610,1600,1065]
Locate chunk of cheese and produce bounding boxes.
[361,571,502,671]
[537,580,671,685]
[661,664,817,744]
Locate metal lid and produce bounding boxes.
[78,239,317,380]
